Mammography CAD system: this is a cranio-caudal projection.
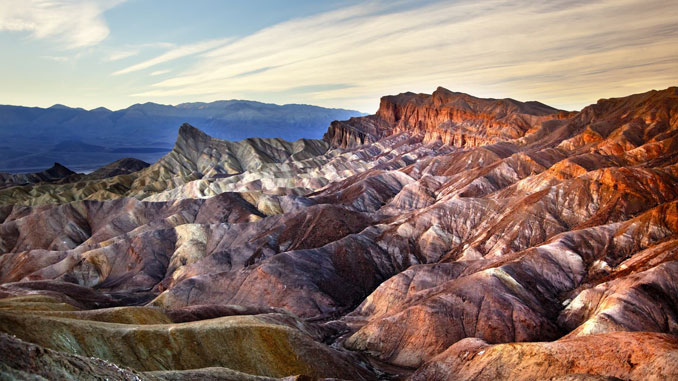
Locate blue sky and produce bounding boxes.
[0,0,676,112]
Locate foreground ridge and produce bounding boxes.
[0,86,677,379]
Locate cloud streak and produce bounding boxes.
[122,0,678,111]
[0,0,122,48]
[112,38,233,75]
[150,69,171,76]
[107,50,139,61]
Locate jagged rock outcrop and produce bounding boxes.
[0,123,332,206]
[0,86,677,379]
[324,87,571,148]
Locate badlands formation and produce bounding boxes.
[0,86,677,379]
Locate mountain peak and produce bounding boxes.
[48,104,71,110]
[44,162,76,177]
[84,157,150,180]
[174,123,212,163]
[50,162,69,170]
[178,123,209,141]
[432,86,465,98]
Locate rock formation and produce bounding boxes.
[0,162,79,189]
[324,87,572,148]
[83,157,150,180]
[0,86,677,379]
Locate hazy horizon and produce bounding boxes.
[0,96,367,113]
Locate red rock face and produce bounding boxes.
[324,87,572,148]
[0,86,677,379]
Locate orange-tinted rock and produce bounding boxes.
[410,332,678,380]
[324,87,567,149]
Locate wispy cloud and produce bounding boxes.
[112,38,233,75]
[150,69,171,76]
[0,0,123,48]
[125,0,678,111]
[106,49,138,61]
[104,42,176,62]
[42,55,70,62]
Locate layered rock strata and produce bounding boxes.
[0,86,677,379]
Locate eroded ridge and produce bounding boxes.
[1,86,677,380]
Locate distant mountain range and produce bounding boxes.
[0,100,363,173]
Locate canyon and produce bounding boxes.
[0,86,677,380]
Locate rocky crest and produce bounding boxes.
[84,157,150,180]
[0,86,677,379]
[0,123,332,206]
[324,86,572,148]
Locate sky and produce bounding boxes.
[0,0,676,113]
